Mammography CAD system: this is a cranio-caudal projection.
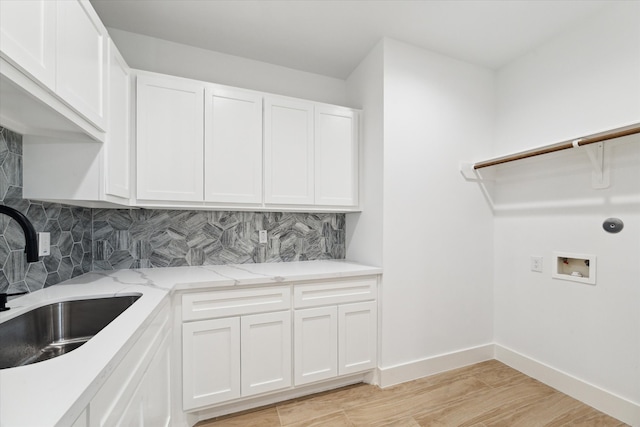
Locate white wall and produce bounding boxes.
[345,41,384,267]
[492,0,640,412]
[378,39,495,374]
[108,28,349,106]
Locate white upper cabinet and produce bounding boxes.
[22,38,132,208]
[137,74,205,202]
[204,86,263,204]
[0,0,56,88]
[315,106,359,207]
[56,0,107,131]
[135,72,359,212]
[264,97,315,205]
[105,39,131,200]
[264,96,359,208]
[0,0,107,141]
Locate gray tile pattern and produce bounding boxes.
[0,126,346,289]
[0,128,93,293]
[92,210,345,270]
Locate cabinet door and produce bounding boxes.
[141,333,172,426]
[114,390,145,427]
[264,97,314,205]
[137,75,204,202]
[315,106,359,207]
[204,87,262,204]
[338,301,377,375]
[70,409,88,427]
[241,311,292,396]
[105,39,131,200]
[294,306,338,386]
[56,0,107,130]
[183,318,240,410]
[0,0,56,88]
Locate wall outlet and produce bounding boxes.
[258,230,268,244]
[38,232,50,256]
[530,256,543,273]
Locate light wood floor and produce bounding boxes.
[196,360,628,427]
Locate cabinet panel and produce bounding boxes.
[137,75,204,201]
[294,306,338,386]
[293,277,377,309]
[141,334,172,426]
[105,39,131,200]
[90,302,170,427]
[0,0,56,88]
[241,311,292,396]
[264,97,314,205]
[70,409,88,427]
[205,87,262,204]
[183,318,240,410]
[113,338,171,427]
[315,106,358,206]
[56,0,106,130]
[182,287,291,321]
[114,391,145,427]
[338,301,377,375]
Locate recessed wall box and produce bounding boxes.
[552,252,596,285]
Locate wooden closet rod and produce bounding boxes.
[474,123,640,170]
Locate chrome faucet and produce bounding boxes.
[0,205,38,263]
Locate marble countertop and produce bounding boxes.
[56,259,382,291]
[0,260,381,426]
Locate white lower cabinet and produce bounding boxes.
[294,301,376,386]
[338,301,377,375]
[89,301,171,427]
[182,311,291,410]
[115,333,172,427]
[182,317,241,409]
[71,409,88,427]
[241,311,292,397]
[181,284,293,411]
[294,306,338,385]
[180,277,377,414]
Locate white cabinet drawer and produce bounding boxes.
[293,277,377,308]
[182,286,291,321]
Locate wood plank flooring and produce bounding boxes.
[195,360,628,427]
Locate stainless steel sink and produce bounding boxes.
[0,294,141,369]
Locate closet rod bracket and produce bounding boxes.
[582,142,609,189]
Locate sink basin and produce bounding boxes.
[0,294,141,369]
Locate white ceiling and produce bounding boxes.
[90,0,616,79]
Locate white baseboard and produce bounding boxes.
[377,343,495,388]
[182,345,638,426]
[495,344,640,426]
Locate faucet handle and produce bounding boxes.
[0,291,28,312]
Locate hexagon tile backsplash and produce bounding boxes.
[92,209,345,271]
[0,128,92,293]
[0,127,346,293]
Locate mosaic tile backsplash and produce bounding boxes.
[0,128,92,293]
[92,209,345,270]
[0,126,346,291]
